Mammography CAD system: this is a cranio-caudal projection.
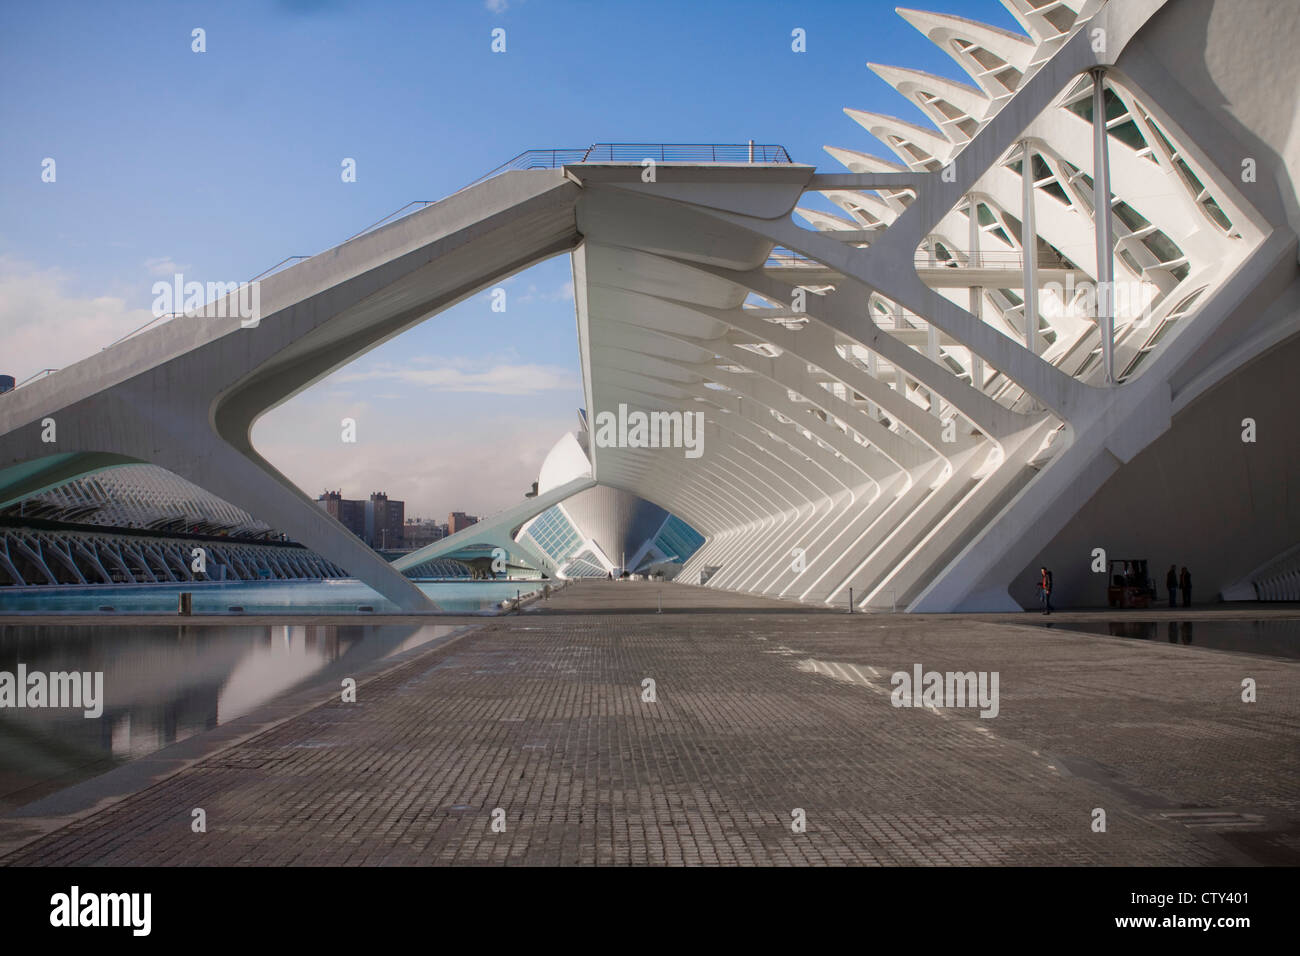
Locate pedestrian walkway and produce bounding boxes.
[530,579,834,614]
[1,584,1295,865]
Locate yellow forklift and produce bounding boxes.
[1107,558,1157,608]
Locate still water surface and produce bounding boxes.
[0,579,542,614]
[0,619,460,812]
[1031,617,1300,659]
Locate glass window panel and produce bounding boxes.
[1142,231,1182,262]
[1103,86,1127,121]
[1109,120,1148,151]
[1176,158,1205,195]
[1114,201,1150,231]
[1040,181,1070,204]
[1201,197,1232,231]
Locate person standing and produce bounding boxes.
[1179,566,1191,608]
[1166,564,1178,608]
[1039,566,1054,614]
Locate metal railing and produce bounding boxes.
[764,246,1079,271]
[579,143,792,164]
[247,255,311,282]
[343,203,437,242]
[469,148,592,185]
[16,368,58,388]
[916,249,1078,270]
[14,143,794,390]
[102,255,314,352]
[765,247,819,268]
[467,142,793,188]
[103,314,178,350]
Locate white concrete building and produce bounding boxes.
[2,0,1298,611]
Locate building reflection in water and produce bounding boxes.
[1054,618,1300,659]
[0,622,453,812]
[1102,620,1197,647]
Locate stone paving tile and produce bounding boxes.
[2,584,1296,866]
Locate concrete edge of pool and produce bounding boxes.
[0,620,491,859]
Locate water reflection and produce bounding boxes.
[0,579,541,614]
[0,622,454,811]
[1038,618,1300,659]
[1106,620,1198,647]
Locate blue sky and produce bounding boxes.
[0,0,1018,520]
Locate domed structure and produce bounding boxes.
[516,412,703,578]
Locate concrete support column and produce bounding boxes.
[967,194,985,391]
[926,322,941,416]
[1019,140,1039,357]
[892,300,910,395]
[1091,67,1116,386]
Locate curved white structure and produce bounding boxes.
[2,0,1298,611]
[568,0,1300,610]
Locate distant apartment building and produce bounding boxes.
[318,490,404,548]
[403,519,448,550]
[318,490,366,540]
[366,492,404,549]
[447,511,478,534]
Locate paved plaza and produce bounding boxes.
[1,582,1296,866]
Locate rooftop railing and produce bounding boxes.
[12,143,794,390]
[102,254,315,351]
[15,368,59,388]
[466,142,794,188]
[765,246,1080,271]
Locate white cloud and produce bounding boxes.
[515,278,574,305]
[143,256,190,277]
[484,0,510,12]
[252,392,569,518]
[337,359,577,395]
[0,258,155,381]
[253,350,580,516]
[0,257,576,521]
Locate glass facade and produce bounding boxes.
[521,505,582,564]
[566,554,608,578]
[653,515,705,563]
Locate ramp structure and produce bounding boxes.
[3,0,1299,610]
[0,172,581,609]
[392,475,596,578]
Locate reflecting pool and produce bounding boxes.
[0,579,543,614]
[1030,617,1300,659]
[0,621,459,812]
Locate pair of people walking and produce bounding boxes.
[1166,564,1191,607]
